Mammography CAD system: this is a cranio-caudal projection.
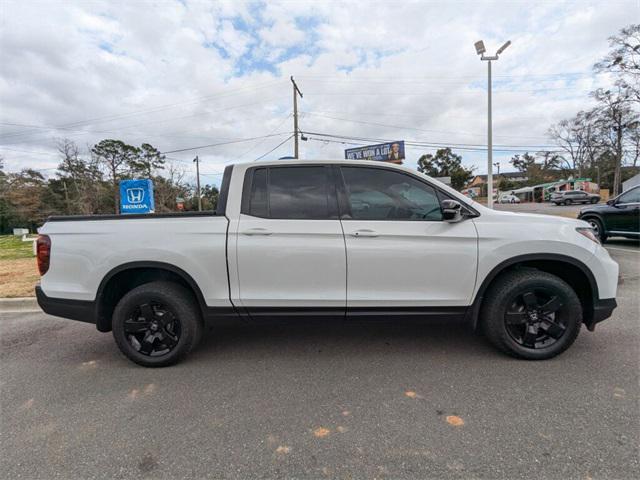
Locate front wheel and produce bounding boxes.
[586,217,607,243]
[481,269,582,360]
[112,281,203,367]
[590,198,599,204]
[564,199,572,205]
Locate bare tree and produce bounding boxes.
[595,24,640,103]
[590,86,639,195]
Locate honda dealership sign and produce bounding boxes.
[120,179,155,214]
[345,141,405,164]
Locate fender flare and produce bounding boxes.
[467,253,599,330]
[95,261,208,331]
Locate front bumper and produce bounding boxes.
[585,298,617,331]
[36,286,97,325]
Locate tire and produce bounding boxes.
[586,217,607,244]
[481,269,582,360]
[590,198,598,204]
[564,199,571,205]
[112,281,203,367]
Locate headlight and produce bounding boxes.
[576,227,600,244]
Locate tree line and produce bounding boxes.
[417,24,640,194]
[0,139,218,234]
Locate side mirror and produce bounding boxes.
[442,199,463,222]
[606,198,616,206]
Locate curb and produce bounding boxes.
[0,297,41,313]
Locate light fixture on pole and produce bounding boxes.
[474,39,511,208]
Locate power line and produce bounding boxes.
[254,134,295,161]
[0,79,286,141]
[303,131,563,153]
[160,132,291,154]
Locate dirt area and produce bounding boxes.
[0,258,39,297]
[0,235,38,297]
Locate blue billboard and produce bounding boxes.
[345,141,405,163]
[120,179,155,214]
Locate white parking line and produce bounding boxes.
[605,246,640,254]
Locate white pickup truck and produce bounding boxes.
[36,160,618,367]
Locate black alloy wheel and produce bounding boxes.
[112,281,202,367]
[124,302,181,357]
[504,288,566,349]
[481,268,582,360]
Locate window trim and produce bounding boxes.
[335,164,478,221]
[241,164,339,220]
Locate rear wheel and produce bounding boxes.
[112,281,202,367]
[481,269,582,360]
[590,198,599,204]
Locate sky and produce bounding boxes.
[0,0,638,186]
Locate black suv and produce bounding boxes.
[551,190,601,205]
[578,185,640,243]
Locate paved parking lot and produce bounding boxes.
[1,239,638,480]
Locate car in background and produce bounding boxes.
[551,190,600,205]
[498,193,520,204]
[578,185,640,243]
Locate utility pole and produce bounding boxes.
[493,162,500,176]
[291,76,303,159]
[193,155,202,211]
[474,39,511,208]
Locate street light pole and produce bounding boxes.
[474,39,511,208]
[487,59,493,207]
[193,155,202,212]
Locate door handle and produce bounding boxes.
[241,228,272,236]
[350,229,379,238]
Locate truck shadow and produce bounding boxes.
[194,318,495,361]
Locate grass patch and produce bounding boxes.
[0,234,36,260]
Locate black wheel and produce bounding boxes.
[481,269,582,360]
[590,198,598,204]
[586,217,607,243]
[112,281,202,367]
[564,199,571,205]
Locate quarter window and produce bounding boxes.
[340,167,443,221]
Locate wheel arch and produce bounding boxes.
[468,253,598,331]
[95,261,207,332]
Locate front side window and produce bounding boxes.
[244,166,333,219]
[340,167,443,221]
[618,187,640,204]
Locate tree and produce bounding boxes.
[129,143,166,178]
[92,139,140,213]
[416,148,474,190]
[595,24,640,103]
[590,86,639,195]
[55,139,107,214]
[4,169,50,231]
[510,152,536,173]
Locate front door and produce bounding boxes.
[607,187,640,234]
[235,165,346,318]
[337,166,478,314]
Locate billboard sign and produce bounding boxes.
[345,141,405,164]
[120,179,155,214]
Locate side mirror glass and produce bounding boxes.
[441,199,463,222]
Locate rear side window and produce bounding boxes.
[340,167,443,221]
[243,166,335,219]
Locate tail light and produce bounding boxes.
[36,235,51,275]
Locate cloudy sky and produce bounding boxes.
[0,0,637,185]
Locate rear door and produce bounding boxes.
[235,165,346,318]
[337,165,478,312]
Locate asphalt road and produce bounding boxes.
[1,243,638,480]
